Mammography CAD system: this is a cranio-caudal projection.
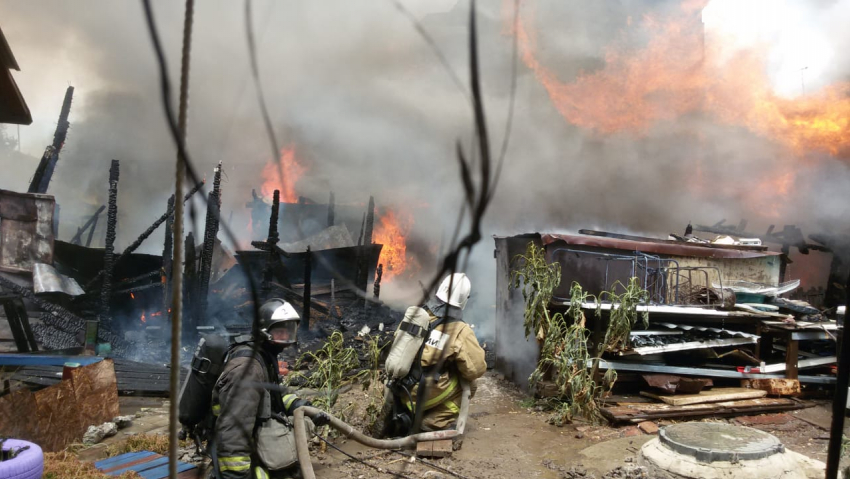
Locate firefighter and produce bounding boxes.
[407,273,487,431]
[211,298,328,479]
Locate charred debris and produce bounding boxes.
[0,88,401,397]
[497,227,844,424]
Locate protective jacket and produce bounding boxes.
[407,308,486,430]
[211,344,302,479]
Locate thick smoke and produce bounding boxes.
[2,1,849,341]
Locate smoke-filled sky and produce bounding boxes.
[2,0,850,332]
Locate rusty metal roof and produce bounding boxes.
[0,24,32,125]
[542,233,781,259]
[0,24,19,71]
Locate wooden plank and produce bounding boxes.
[95,451,157,470]
[786,339,799,379]
[107,456,169,476]
[102,453,164,473]
[640,387,767,406]
[138,461,196,479]
[601,397,805,423]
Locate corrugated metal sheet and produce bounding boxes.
[0,189,55,272]
[32,262,84,296]
[542,233,781,259]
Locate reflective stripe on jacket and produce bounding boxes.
[408,311,486,417]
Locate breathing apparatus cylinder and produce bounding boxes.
[385,306,432,381]
[178,333,231,428]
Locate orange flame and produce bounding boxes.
[373,208,415,282]
[130,293,135,299]
[261,147,306,203]
[140,311,146,323]
[511,0,850,156]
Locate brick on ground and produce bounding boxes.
[416,439,453,458]
[622,426,641,437]
[638,421,659,434]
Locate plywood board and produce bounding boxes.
[640,387,767,406]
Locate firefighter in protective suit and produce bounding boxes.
[211,299,329,479]
[407,273,487,431]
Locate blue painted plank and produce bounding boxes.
[107,456,169,476]
[137,461,196,479]
[95,451,155,469]
[0,354,103,367]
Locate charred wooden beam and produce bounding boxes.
[183,231,197,333]
[1,298,37,352]
[197,163,223,321]
[327,191,335,227]
[357,197,376,296]
[85,211,101,247]
[70,205,105,245]
[0,274,107,352]
[261,189,282,299]
[28,86,74,194]
[162,194,175,313]
[373,263,383,301]
[250,241,290,258]
[300,246,312,335]
[99,160,120,332]
[364,196,375,246]
[330,278,336,320]
[83,181,204,291]
[357,212,366,246]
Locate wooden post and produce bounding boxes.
[330,278,336,320]
[99,160,120,332]
[784,333,799,380]
[327,191,335,227]
[301,246,312,335]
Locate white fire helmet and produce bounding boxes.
[435,273,471,310]
[258,298,300,347]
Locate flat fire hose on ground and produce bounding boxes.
[293,379,472,479]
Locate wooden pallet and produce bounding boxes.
[601,397,808,424]
[94,451,199,478]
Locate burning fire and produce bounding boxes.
[510,0,850,156]
[373,208,415,282]
[261,147,306,203]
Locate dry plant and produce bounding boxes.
[360,335,389,435]
[105,433,189,457]
[597,277,650,352]
[512,242,648,425]
[43,451,139,479]
[285,331,366,413]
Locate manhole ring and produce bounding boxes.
[659,422,785,463]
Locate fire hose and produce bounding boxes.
[293,379,471,479]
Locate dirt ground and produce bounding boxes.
[305,372,850,478]
[84,372,850,478]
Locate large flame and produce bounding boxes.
[261,147,306,203]
[373,208,415,282]
[511,0,850,156]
